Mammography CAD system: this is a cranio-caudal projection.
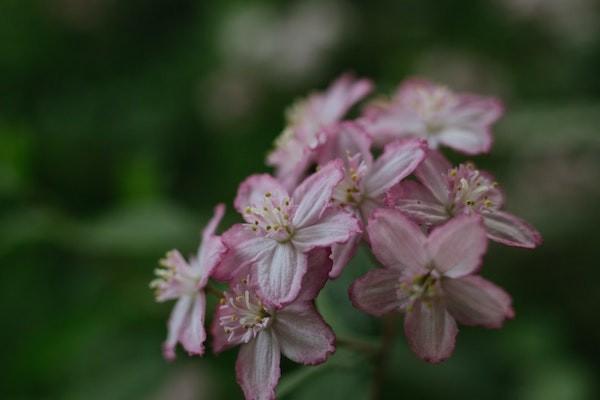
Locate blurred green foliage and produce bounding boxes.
[1,0,599,399]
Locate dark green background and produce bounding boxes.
[1,0,599,399]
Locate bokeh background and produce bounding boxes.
[2,0,600,399]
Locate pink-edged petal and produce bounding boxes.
[292,160,344,228]
[296,247,333,302]
[366,208,428,274]
[363,138,427,198]
[329,232,361,278]
[320,73,374,123]
[236,330,280,400]
[442,275,514,328]
[349,268,406,316]
[163,295,193,361]
[404,298,458,363]
[211,301,237,354]
[178,292,207,356]
[274,303,335,365]
[256,243,307,307]
[268,142,313,193]
[213,225,277,282]
[427,215,488,278]
[437,127,492,155]
[196,204,227,285]
[483,211,542,249]
[316,121,373,166]
[388,181,450,226]
[292,208,360,252]
[414,150,452,204]
[234,174,288,215]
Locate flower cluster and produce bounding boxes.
[152,74,541,399]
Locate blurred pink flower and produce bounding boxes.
[363,78,503,154]
[214,161,360,306]
[316,122,427,277]
[212,249,335,400]
[267,74,373,190]
[388,150,542,248]
[150,204,226,360]
[350,210,514,363]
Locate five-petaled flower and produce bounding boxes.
[350,209,514,363]
[211,249,336,400]
[214,160,360,307]
[363,78,503,154]
[150,204,227,360]
[315,121,428,277]
[388,150,542,248]
[267,73,373,191]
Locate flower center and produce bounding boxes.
[150,253,200,300]
[447,163,500,214]
[398,272,440,311]
[244,192,295,242]
[332,153,368,207]
[219,278,272,344]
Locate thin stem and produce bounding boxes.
[205,282,224,299]
[371,313,398,400]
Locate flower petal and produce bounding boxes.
[443,275,514,328]
[292,160,344,228]
[274,303,335,365]
[427,215,488,278]
[349,268,406,316]
[320,73,374,123]
[236,331,280,400]
[178,293,207,356]
[316,121,373,166]
[292,208,360,252]
[234,174,288,215]
[196,204,227,285]
[163,295,193,361]
[213,225,277,282]
[437,127,492,155]
[483,211,542,249]
[388,181,449,226]
[404,298,457,363]
[256,243,307,307]
[366,208,428,274]
[296,247,333,302]
[329,232,361,279]
[363,138,426,198]
[414,150,452,204]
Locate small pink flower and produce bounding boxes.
[350,209,514,363]
[267,73,373,190]
[388,150,542,248]
[212,249,336,400]
[363,78,503,154]
[150,204,227,360]
[214,160,360,306]
[315,122,427,277]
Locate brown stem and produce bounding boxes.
[371,313,398,400]
[205,282,224,299]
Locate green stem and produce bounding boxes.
[371,314,398,400]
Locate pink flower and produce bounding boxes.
[211,249,336,400]
[388,150,542,248]
[267,73,373,190]
[214,160,360,307]
[150,204,227,360]
[363,78,503,154]
[315,122,427,277]
[350,210,514,363]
